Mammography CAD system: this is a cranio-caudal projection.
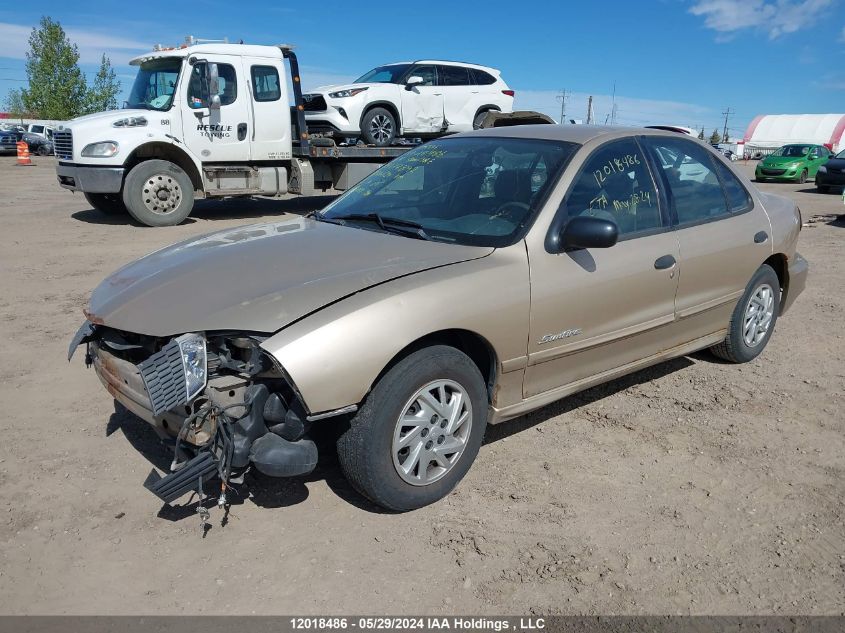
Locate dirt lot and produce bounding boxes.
[0,156,843,615]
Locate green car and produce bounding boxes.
[755,144,832,183]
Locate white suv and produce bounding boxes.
[303,60,514,146]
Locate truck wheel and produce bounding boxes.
[84,192,127,215]
[122,159,194,227]
[711,264,779,363]
[361,107,396,146]
[336,345,488,511]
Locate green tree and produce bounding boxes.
[4,89,29,118]
[698,128,705,140]
[709,129,722,145]
[19,16,88,119]
[84,54,120,113]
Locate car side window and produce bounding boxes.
[251,65,281,102]
[409,65,436,86]
[646,138,728,225]
[711,160,753,213]
[564,138,661,237]
[188,62,238,107]
[437,65,469,86]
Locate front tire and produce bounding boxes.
[711,264,780,363]
[797,169,808,184]
[122,159,194,227]
[336,345,488,511]
[816,179,829,193]
[84,192,127,215]
[361,107,397,146]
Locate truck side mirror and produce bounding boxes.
[207,63,221,109]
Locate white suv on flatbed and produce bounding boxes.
[303,60,514,145]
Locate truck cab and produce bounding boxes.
[55,39,398,226]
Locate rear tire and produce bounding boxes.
[84,192,127,215]
[473,110,490,130]
[711,264,780,363]
[360,107,396,146]
[336,345,488,511]
[122,159,194,227]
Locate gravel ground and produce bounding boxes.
[0,156,843,615]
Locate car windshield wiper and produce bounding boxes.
[328,212,432,241]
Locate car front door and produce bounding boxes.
[399,65,444,135]
[523,137,681,398]
[642,136,772,338]
[807,146,827,177]
[180,56,252,162]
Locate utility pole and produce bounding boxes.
[610,82,617,125]
[586,95,594,125]
[722,107,733,143]
[555,89,570,124]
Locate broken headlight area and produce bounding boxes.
[69,322,319,508]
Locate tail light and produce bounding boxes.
[502,90,515,97]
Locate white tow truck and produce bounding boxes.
[54,38,416,226]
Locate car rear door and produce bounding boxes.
[436,64,475,132]
[641,136,772,338]
[399,65,444,134]
[180,55,252,162]
[523,136,681,397]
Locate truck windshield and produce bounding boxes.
[354,64,411,84]
[126,58,182,111]
[320,137,578,247]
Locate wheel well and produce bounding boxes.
[475,105,501,119]
[764,253,788,309]
[125,143,202,192]
[361,102,401,131]
[374,330,498,403]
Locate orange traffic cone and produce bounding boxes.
[16,141,33,166]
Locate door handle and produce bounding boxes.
[654,254,677,270]
[237,123,248,141]
[754,231,768,243]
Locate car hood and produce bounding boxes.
[308,82,387,94]
[824,158,845,168]
[87,217,492,337]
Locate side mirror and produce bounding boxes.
[558,216,618,251]
[207,63,220,109]
[405,75,424,90]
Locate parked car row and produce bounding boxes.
[0,123,55,155]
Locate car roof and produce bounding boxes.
[374,60,499,72]
[458,124,688,145]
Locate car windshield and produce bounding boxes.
[774,145,810,157]
[126,58,182,111]
[354,64,411,84]
[320,137,578,247]
[834,150,845,159]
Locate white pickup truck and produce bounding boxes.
[54,38,414,226]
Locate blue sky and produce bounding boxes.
[1,0,843,137]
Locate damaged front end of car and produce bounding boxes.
[69,320,322,507]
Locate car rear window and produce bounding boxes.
[251,65,281,102]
